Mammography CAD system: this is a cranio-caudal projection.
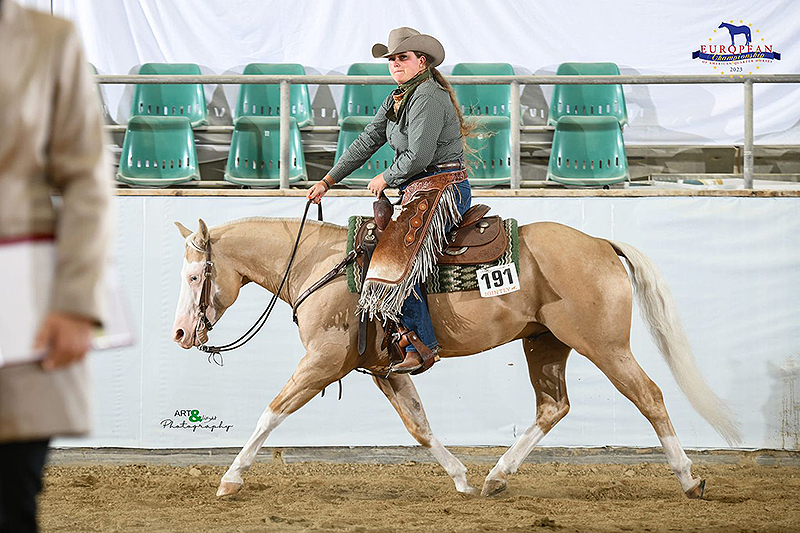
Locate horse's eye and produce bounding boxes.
[190,276,199,282]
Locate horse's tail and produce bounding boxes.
[606,239,742,446]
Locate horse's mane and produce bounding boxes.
[212,217,343,232]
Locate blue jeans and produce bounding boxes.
[400,177,471,352]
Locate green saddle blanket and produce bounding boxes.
[346,215,519,294]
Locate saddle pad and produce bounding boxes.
[346,215,519,294]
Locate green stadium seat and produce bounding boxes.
[547,116,629,187]
[449,64,516,186]
[224,117,306,187]
[338,63,392,126]
[117,116,200,187]
[549,62,628,126]
[466,116,512,186]
[451,63,515,117]
[333,63,394,186]
[131,63,208,127]
[234,63,313,128]
[334,119,396,187]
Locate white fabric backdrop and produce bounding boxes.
[55,196,800,450]
[19,0,800,144]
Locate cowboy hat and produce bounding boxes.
[372,27,445,68]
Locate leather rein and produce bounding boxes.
[193,200,327,362]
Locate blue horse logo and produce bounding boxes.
[718,22,752,46]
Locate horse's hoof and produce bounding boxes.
[216,481,243,498]
[459,485,480,497]
[481,477,507,497]
[685,478,706,499]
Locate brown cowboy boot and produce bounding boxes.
[391,330,436,374]
[391,350,424,374]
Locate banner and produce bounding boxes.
[19,0,800,145]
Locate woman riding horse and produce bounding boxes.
[308,27,472,374]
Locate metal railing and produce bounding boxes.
[96,73,800,189]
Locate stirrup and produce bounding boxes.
[390,351,423,374]
[388,329,438,375]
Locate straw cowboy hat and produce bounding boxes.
[372,27,445,68]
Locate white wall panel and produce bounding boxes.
[56,196,800,450]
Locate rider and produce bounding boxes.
[308,27,472,373]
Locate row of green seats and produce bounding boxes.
[118,63,311,186]
[116,62,631,188]
[116,114,307,187]
[546,63,630,187]
[124,62,524,128]
[128,63,314,127]
[117,62,518,187]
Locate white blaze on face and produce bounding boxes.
[176,258,204,322]
[172,245,219,347]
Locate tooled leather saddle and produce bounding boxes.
[352,196,509,374]
[354,202,508,269]
[291,195,510,376]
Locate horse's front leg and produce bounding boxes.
[217,351,345,497]
[373,374,478,496]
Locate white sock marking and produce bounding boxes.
[223,408,286,484]
[427,437,472,493]
[659,434,696,492]
[489,425,545,480]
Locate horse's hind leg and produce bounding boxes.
[217,351,341,497]
[585,347,705,498]
[373,374,478,495]
[482,332,571,497]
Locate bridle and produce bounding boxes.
[191,200,322,363]
[192,237,215,339]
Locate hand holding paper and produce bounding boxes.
[0,240,133,368]
[34,312,94,371]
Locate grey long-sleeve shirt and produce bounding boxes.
[328,77,463,187]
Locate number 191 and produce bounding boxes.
[481,267,513,288]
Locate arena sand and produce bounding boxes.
[40,460,799,532]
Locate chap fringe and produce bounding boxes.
[357,184,462,323]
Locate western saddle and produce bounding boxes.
[354,201,507,269]
[353,196,507,374]
[292,195,509,377]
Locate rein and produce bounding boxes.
[194,200,323,363]
[192,200,387,384]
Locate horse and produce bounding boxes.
[718,22,752,46]
[171,215,741,499]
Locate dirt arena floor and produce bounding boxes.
[40,447,800,533]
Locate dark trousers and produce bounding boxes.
[0,440,50,533]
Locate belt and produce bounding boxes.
[424,160,463,173]
[0,233,55,246]
[401,168,468,205]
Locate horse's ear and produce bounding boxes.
[174,221,193,239]
[194,218,210,248]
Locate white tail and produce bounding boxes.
[608,240,742,446]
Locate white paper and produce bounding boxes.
[0,240,55,366]
[0,240,134,367]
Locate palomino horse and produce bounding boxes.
[171,216,740,499]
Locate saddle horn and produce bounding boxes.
[373,192,393,231]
